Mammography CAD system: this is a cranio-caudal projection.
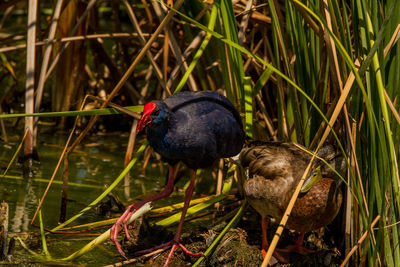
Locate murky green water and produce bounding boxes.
[0,124,180,266]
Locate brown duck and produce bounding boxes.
[239,140,345,257]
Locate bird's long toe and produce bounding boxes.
[114,240,126,258]
[135,239,202,267]
[123,222,131,240]
[164,240,202,267]
[110,206,139,257]
[176,242,203,257]
[135,240,173,256]
[110,222,126,257]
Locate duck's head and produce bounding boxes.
[301,166,322,193]
[136,102,169,133]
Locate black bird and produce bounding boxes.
[110,91,245,266]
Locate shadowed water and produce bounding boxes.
[0,126,170,265]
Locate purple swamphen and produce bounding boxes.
[110,91,245,265]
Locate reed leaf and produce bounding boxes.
[0,106,143,119]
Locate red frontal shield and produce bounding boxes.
[136,102,156,132]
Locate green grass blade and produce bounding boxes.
[0,105,143,119]
[243,77,253,137]
[38,205,51,259]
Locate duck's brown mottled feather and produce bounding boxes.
[241,141,343,233]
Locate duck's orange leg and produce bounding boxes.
[277,232,315,254]
[261,218,286,263]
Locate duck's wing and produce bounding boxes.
[240,141,311,180]
[240,142,310,218]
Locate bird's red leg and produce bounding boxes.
[110,166,176,257]
[261,218,286,264]
[163,170,203,266]
[136,170,202,266]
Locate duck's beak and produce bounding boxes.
[136,102,156,133]
[301,166,322,193]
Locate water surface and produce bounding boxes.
[0,125,174,265]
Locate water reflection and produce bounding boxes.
[11,179,36,233]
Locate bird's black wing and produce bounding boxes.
[163,91,243,130]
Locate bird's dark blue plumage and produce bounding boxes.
[143,91,245,169]
[111,91,245,263]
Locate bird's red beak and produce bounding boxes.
[137,102,156,133]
